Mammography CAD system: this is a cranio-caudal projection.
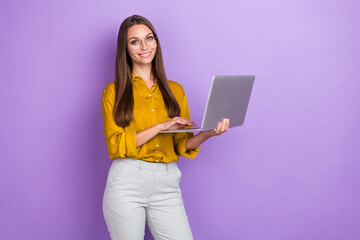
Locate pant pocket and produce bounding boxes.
[176,165,182,179]
[107,159,128,183]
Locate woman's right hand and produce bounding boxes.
[158,117,196,131]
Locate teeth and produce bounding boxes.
[140,52,150,57]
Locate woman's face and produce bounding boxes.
[127,24,157,66]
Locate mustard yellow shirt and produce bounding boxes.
[102,74,199,163]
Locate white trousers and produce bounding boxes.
[102,158,194,240]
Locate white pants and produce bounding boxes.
[102,158,194,240]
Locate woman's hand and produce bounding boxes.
[202,118,230,137]
[158,117,197,131]
[185,118,230,150]
[136,117,196,147]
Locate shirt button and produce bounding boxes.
[155,159,159,162]
[155,144,159,148]
[149,94,152,97]
[151,109,155,112]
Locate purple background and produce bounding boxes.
[1,0,359,239]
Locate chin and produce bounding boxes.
[137,58,155,65]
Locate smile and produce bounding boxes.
[139,52,151,58]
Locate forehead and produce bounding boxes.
[127,24,153,39]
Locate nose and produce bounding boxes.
[140,41,148,50]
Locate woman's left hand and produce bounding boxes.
[185,118,230,150]
[202,118,230,137]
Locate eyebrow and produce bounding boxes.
[128,32,154,41]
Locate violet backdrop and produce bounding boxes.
[1,0,359,239]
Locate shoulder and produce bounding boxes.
[103,82,115,99]
[102,82,116,107]
[168,80,185,98]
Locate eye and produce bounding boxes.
[147,36,154,41]
[130,40,139,45]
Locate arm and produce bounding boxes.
[136,117,196,147]
[137,117,229,151]
[103,82,196,152]
[185,118,230,150]
[102,85,138,158]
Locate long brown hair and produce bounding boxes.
[114,15,180,127]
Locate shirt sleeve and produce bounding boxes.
[102,85,138,159]
[172,89,200,159]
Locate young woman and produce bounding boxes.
[102,15,229,240]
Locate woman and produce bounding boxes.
[102,15,229,240]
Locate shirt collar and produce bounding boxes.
[131,73,158,84]
[131,73,139,82]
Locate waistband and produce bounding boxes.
[114,158,177,172]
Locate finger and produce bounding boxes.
[184,120,196,127]
[222,118,229,131]
[173,118,187,124]
[173,117,188,124]
[221,119,227,132]
[168,119,187,129]
[225,119,230,130]
[181,119,195,126]
[169,122,189,130]
[216,121,222,134]
[179,119,193,126]
[176,119,195,128]
[181,118,196,126]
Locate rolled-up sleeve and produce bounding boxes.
[172,88,199,159]
[102,84,138,159]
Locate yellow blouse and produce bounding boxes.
[102,74,199,163]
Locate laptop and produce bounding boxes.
[159,75,255,133]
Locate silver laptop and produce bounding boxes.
[160,75,255,133]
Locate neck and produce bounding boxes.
[132,63,154,82]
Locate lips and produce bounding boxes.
[138,52,151,57]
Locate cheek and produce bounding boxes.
[151,46,157,56]
[127,50,138,61]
